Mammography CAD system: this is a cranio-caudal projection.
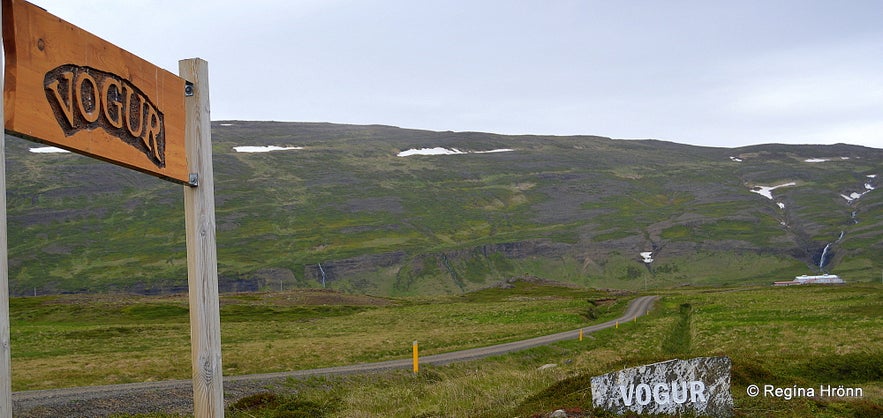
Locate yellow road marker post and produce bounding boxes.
[412,340,419,373]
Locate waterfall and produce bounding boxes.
[441,254,466,292]
[318,262,327,288]
[819,243,832,270]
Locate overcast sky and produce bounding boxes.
[31,0,883,149]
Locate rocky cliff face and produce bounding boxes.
[5,122,882,295]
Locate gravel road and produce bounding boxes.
[13,295,658,417]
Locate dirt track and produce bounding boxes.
[12,295,658,417]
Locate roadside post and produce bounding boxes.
[0,1,224,416]
[413,341,419,373]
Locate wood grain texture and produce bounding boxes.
[0,4,12,415]
[2,0,188,184]
[180,58,224,417]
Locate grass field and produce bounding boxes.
[10,281,883,417]
[10,279,622,391]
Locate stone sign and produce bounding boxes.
[591,356,734,417]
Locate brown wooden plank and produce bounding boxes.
[2,0,188,184]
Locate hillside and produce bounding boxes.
[5,121,882,295]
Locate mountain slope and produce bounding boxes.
[6,121,882,295]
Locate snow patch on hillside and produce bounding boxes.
[841,174,878,202]
[804,157,850,163]
[749,182,796,200]
[398,147,464,156]
[29,147,70,154]
[397,147,514,157]
[473,148,515,154]
[234,146,303,153]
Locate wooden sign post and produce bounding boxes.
[0,5,11,413]
[181,58,225,416]
[0,1,224,416]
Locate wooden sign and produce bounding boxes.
[2,0,189,184]
[0,2,224,416]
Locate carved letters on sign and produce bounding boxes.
[4,0,188,183]
[43,65,166,168]
[591,356,734,417]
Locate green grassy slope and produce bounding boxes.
[12,282,877,416]
[5,122,882,295]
